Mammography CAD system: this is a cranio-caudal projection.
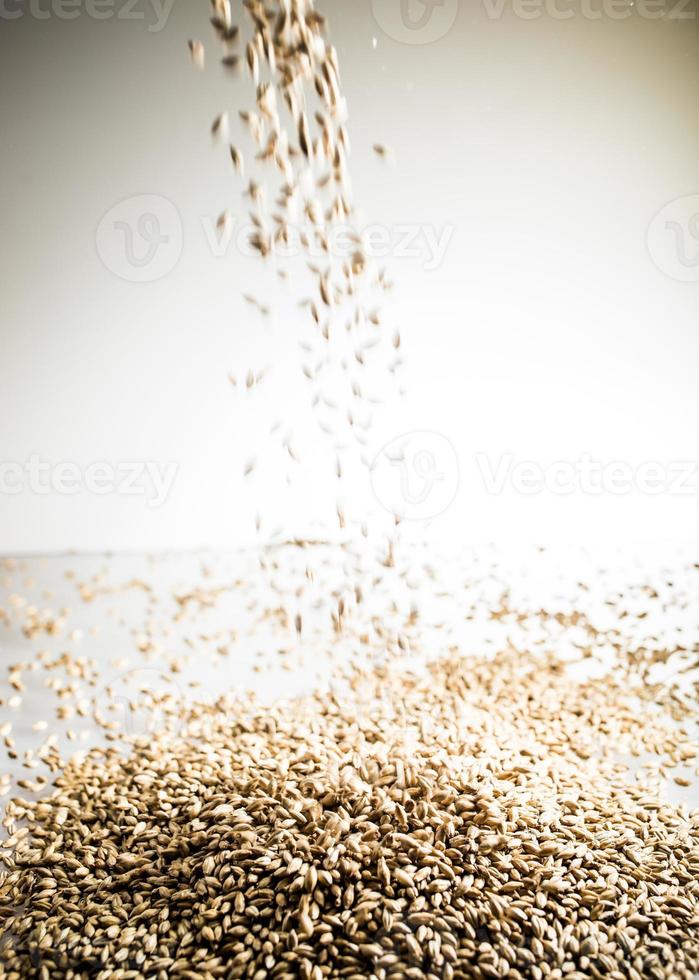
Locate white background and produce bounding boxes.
[1,0,698,553]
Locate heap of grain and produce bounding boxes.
[2,640,698,979]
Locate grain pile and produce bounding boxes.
[1,602,698,978]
